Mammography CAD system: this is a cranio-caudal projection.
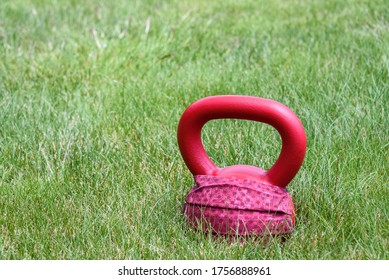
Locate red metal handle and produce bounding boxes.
[177,95,306,188]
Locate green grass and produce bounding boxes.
[0,0,388,259]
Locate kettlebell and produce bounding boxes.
[178,95,306,235]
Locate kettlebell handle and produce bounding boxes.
[177,95,306,188]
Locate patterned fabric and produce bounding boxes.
[183,175,295,235]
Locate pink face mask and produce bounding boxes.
[178,95,306,236]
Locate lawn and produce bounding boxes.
[0,0,388,259]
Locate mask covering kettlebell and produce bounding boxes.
[178,95,306,235]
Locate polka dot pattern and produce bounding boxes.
[183,175,295,235]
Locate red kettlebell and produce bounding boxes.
[178,95,306,235]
